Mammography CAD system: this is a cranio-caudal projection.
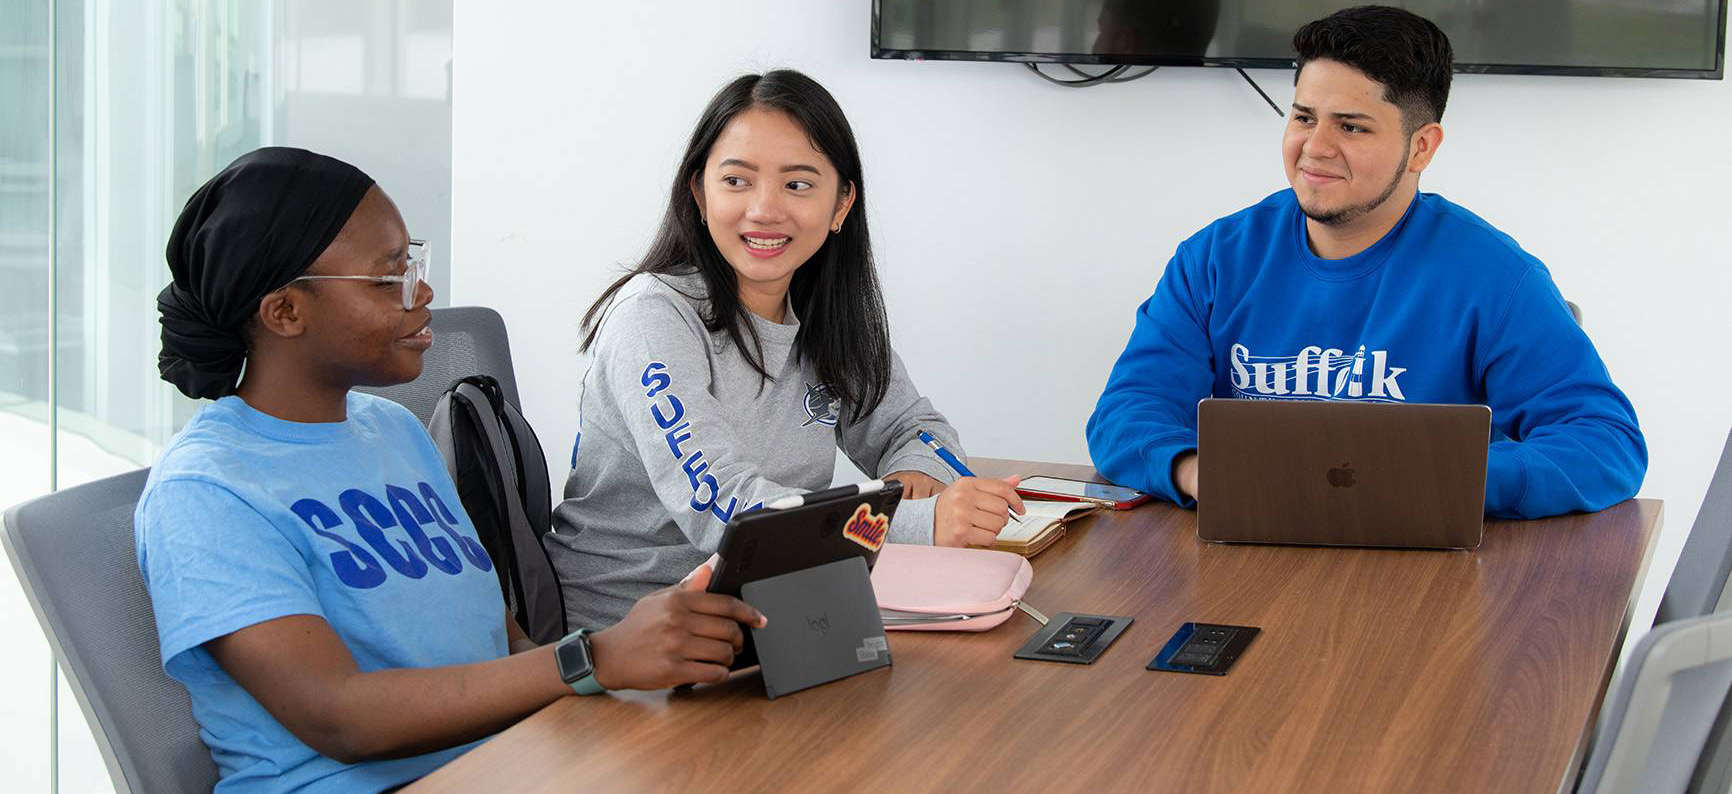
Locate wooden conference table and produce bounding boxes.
[409,459,1663,794]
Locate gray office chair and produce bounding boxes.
[2,469,219,794]
[1621,429,1732,793]
[1566,299,1584,326]
[357,305,523,424]
[1577,612,1732,794]
[1658,431,1732,626]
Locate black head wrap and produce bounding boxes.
[157,147,376,399]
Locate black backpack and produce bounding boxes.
[429,375,569,645]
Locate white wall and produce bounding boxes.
[451,1,1732,635]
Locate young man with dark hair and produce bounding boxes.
[1086,6,1645,520]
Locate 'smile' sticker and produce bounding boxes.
[842,502,889,552]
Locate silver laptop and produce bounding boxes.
[1196,398,1491,549]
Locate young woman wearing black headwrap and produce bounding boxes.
[138,147,765,792]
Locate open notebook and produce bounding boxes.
[993,500,1100,557]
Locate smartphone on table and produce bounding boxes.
[1014,476,1151,510]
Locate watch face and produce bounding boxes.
[556,635,593,683]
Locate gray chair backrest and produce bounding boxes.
[1641,429,1732,793]
[357,305,522,424]
[2,469,218,794]
[1658,431,1732,626]
[1566,299,1584,326]
[1578,612,1732,794]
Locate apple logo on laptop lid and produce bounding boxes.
[1327,463,1357,488]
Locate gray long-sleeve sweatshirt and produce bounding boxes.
[547,271,965,628]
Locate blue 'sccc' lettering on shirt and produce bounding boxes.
[290,481,493,589]
[641,361,763,524]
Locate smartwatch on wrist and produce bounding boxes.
[554,628,606,695]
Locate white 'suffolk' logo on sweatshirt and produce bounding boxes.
[1228,343,1408,402]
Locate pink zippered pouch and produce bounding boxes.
[871,544,1033,631]
[687,544,1033,631]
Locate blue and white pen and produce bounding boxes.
[916,429,1021,525]
[916,429,974,477]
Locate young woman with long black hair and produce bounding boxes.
[138,147,764,793]
[549,70,1023,628]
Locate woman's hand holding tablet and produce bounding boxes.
[589,564,766,689]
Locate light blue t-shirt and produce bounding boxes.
[136,392,508,794]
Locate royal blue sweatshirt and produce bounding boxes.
[1086,189,1645,519]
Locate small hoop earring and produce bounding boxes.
[830,225,841,234]
[700,216,707,226]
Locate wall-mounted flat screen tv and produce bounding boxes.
[872,1,1727,79]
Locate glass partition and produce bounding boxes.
[0,1,452,789]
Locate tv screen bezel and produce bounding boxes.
[868,1,1728,80]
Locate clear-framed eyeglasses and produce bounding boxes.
[290,238,429,310]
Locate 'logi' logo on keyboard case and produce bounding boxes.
[842,502,889,551]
